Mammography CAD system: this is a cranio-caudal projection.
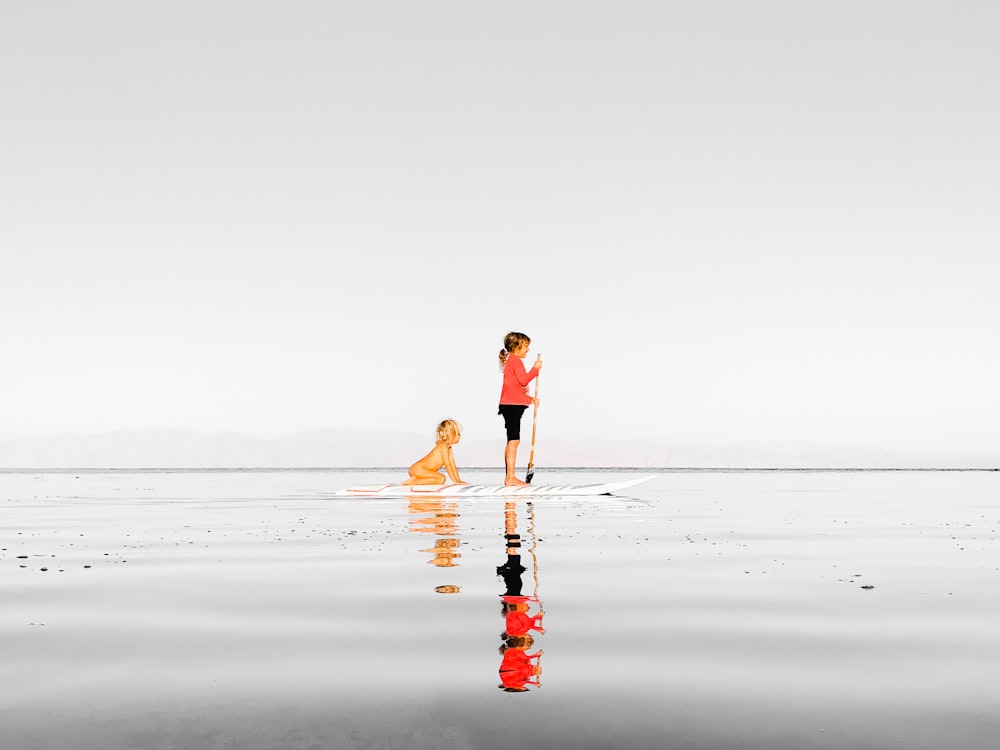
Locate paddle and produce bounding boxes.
[525,373,540,483]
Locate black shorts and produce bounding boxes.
[498,404,528,441]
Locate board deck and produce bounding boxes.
[335,475,655,498]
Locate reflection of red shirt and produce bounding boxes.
[505,610,544,636]
[500,356,539,406]
[501,595,535,605]
[499,649,541,690]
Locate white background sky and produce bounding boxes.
[2,2,998,455]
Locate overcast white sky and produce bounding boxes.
[2,1,998,455]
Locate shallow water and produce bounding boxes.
[2,469,999,749]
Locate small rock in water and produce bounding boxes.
[861,584,875,590]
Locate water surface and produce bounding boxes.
[2,469,998,749]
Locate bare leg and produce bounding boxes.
[402,461,446,486]
[504,440,528,486]
[402,471,446,486]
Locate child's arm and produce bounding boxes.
[443,446,466,484]
[510,355,540,387]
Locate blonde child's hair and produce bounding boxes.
[498,331,531,370]
[436,419,462,444]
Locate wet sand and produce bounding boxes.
[2,468,998,749]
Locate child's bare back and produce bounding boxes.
[403,442,451,485]
[402,419,467,486]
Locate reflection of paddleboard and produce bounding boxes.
[335,475,655,497]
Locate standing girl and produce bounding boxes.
[498,332,542,486]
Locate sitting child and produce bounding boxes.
[402,419,468,486]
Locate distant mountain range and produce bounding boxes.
[0,428,995,469]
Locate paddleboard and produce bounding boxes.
[335,475,655,498]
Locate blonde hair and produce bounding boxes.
[498,331,531,370]
[436,419,462,444]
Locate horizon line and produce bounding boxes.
[2,466,997,473]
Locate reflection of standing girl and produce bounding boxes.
[503,600,544,638]
[498,332,542,486]
[497,501,544,691]
[499,635,543,692]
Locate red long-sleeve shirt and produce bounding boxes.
[499,355,539,406]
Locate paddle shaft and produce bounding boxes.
[526,373,539,483]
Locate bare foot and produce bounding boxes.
[504,477,529,487]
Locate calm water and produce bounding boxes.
[2,468,999,749]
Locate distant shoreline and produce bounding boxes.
[4,429,995,471]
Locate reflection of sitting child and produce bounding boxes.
[402,419,468,486]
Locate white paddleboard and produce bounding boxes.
[335,475,655,498]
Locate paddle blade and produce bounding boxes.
[525,466,534,484]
